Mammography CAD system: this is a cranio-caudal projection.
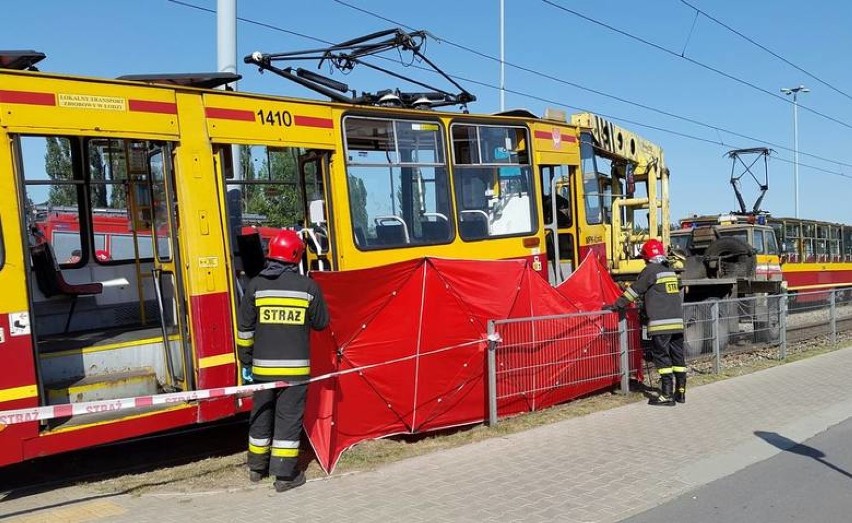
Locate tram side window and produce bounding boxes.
[843,228,852,261]
[19,136,86,267]
[219,144,306,245]
[87,139,155,262]
[111,234,153,260]
[816,239,828,260]
[540,165,573,228]
[828,226,840,261]
[579,133,603,225]
[344,117,453,249]
[783,221,801,261]
[803,239,815,261]
[451,124,536,240]
[829,239,840,260]
[20,136,170,267]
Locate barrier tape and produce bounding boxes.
[0,379,289,428]
[0,338,485,429]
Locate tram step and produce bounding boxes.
[45,369,158,405]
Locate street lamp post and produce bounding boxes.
[499,0,505,112]
[781,85,809,218]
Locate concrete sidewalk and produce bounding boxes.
[4,347,852,523]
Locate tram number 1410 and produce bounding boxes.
[257,109,293,127]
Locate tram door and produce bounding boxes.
[135,143,190,391]
[15,136,190,417]
[541,164,578,284]
[0,134,39,437]
[216,144,334,316]
[299,150,334,272]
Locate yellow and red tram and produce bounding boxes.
[0,48,674,465]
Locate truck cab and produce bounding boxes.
[673,214,783,294]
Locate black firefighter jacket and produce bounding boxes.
[615,261,684,335]
[236,262,330,381]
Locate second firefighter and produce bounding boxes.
[607,239,686,406]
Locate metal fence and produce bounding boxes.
[487,310,644,426]
[486,287,852,425]
[683,286,852,366]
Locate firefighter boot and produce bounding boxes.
[249,469,267,483]
[674,372,687,404]
[648,375,676,406]
[274,471,306,493]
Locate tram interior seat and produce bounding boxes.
[459,215,489,239]
[420,219,450,242]
[30,242,103,333]
[376,223,407,245]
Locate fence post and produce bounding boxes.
[618,313,629,395]
[830,289,837,347]
[711,300,721,374]
[779,290,788,360]
[487,320,498,427]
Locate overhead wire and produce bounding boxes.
[330,0,852,172]
[165,0,852,180]
[454,73,852,180]
[679,0,852,103]
[539,0,852,133]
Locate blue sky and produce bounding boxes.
[6,0,852,224]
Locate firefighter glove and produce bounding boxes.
[241,366,254,383]
[602,303,622,312]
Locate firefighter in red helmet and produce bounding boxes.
[236,229,329,492]
[606,238,685,406]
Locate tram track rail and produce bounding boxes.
[786,316,852,344]
[0,416,249,500]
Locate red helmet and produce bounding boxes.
[267,229,305,264]
[640,239,665,261]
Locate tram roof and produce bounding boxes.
[116,72,242,89]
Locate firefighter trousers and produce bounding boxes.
[649,332,686,374]
[247,382,307,479]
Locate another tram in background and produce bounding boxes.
[769,217,852,300]
[671,213,852,303]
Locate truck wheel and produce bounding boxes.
[703,298,730,353]
[684,304,706,358]
[753,294,781,343]
[722,299,741,345]
[684,298,729,357]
